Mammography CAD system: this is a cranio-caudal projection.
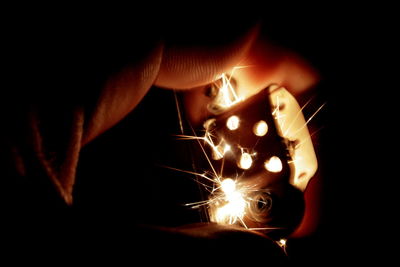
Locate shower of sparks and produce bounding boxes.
[173,125,256,228]
[166,160,253,227]
[214,178,247,225]
[170,71,318,254]
[172,133,252,227]
[173,71,282,228]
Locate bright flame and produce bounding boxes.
[253,120,268,136]
[221,178,236,194]
[238,152,253,170]
[264,156,283,173]
[215,193,246,225]
[214,179,247,225]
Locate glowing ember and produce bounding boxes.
[215,179,246,224]
[238,152,253,169]
[226,115,240,130]
[264,156,283,173]
[253,120,268,136]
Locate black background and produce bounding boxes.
[2,5,394,265]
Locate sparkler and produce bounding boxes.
[171,69,324,254]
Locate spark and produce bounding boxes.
[287,156,303,164]
[272,95,287,128]
[162,166,217,184]
[296,125,325,148]
[175,132,231,161]
[277,238,288,255]
[211,73,243,111]
[161,170,250,228]
[184,199,213,209]
[188,124,220,181]
[220,178,236,194]
[213,179,247,226]
[173,73,291,233]
[292,102,326,137]
[283,96,315,137]
[173,90,184,134]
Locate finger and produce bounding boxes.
[154,24,260,89]
[141,223,287,264]
[83,24,261,144]
[82,43,164,145]
[160,31,319,126]
[232,36,320,99]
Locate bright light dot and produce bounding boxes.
[226,115,240,130]
[238,152,253,169]
[220,178,236,194]
[279,239,287,246]
[215,179,246,224]
[264,156,283,173]
[223,144,231,153]
[253,120,268,136]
